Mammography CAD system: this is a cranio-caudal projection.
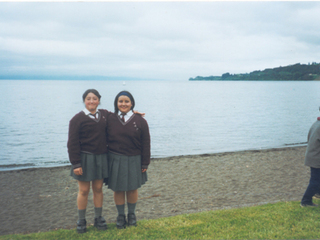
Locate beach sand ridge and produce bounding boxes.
[0,146,309,236]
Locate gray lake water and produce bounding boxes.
[1,80,319,171]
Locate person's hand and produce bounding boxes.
[133,110,145,117]
[74,167,83,175]
[142,168,147,173]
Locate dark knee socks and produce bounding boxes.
[94,207,102,218]
[116,203,136,215]
[78,207,102,220]
[78,209,86,220]
[116,204,125,215]
[127,202,136,214]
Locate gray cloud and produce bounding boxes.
[1,1,320,80]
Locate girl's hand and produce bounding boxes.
[133,110,145,117]
[141,168,147,173]
[74,167,83,175]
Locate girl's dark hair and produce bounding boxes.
[114,91,135,113]
[82,89,101,102]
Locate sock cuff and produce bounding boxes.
[78,209,86,220]
[127,202,136,214]
[94,207,102,218]
[116,204,125,215]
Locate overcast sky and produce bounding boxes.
[1,1,320,81]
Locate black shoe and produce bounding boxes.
[76,219,87,234]
[127,213,137,227]
[116,214,127,229]
[300,202,318,207]
[94,216,107,230]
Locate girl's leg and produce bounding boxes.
[126,189,138,204]
[76,181,90,233]
[114,191,126,205]
[77,181,90,211]
[92,179,104,208]
[126,189,138,226]
[114,191,126,215]
[92,179,107,230]
[114,191,126,229]
[126,189,138,213]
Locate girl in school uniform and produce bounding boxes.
[68,89,110,233]
[106,90,151,229]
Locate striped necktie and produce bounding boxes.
[120,113,126,122]
[89,112,99,119]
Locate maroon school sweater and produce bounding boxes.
[67,109,110,169]
[107,112,151,168]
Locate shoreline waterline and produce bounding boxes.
[0,143,308,172]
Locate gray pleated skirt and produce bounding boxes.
[107,152,148,191]
[70,153,108,182]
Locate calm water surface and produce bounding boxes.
[1,80,320,171]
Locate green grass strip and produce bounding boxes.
[2,200,320,240]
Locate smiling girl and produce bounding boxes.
[106,90,151,229]
[68,89,109,233]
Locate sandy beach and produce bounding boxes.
[0,146,310,236]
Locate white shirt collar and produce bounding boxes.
[83,108,99,115]
[118,110,133,116]
[118,110,133,122]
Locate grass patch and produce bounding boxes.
[2,200,320,239]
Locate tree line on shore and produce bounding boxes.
[189,62,320,81]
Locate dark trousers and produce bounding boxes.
[301,167,320,204]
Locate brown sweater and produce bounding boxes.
[107,112,151,168]
[67,109,110,169]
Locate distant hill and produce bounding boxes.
[189,62,320,81]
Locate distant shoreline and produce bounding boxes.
[189,62,320,81]
[189,79,320,81]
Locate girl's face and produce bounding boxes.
[84,92,100,113]
[117,95,132,114]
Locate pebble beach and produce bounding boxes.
[0,146,310,236]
